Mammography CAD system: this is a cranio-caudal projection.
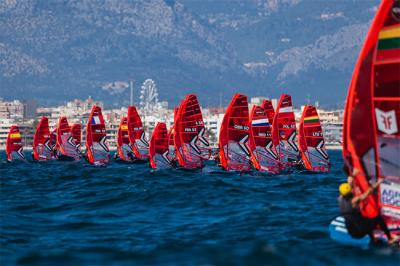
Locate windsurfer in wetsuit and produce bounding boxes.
[170,159,178,168]
[293,154,305,170]
[211,149,221,167]
[127,151,135,161]
[338,174,399,245]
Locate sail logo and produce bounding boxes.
[252,118,269,126]
[234,125,249,130]
[91,116,101,125]
[375,109,398,135]
[9,133,21,139]
[380,182,400,207]
[282,125,295,129]
[312,132,323,137]
[279,106,293,113]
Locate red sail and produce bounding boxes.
[343,0,400,223]
[50,128,57,158]
[116,116,134,162]
[218,93,252,171]
[127,106,149,160]
[71,124,82,150]
[174,94,211,169]
[298,105,330,172]
[262,99,276,125]
[86,105,110,165]
[248,105,279,173]
[168,127,176,162]
[149,122,172,169]
[168,108,179,162]
[33,116,52,161]
[6,125,25,162]
[56,116,80,160]
[272,94,299,169]
[263,99,280,157]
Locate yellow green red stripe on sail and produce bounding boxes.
[378,25,400,50]
[304,116,319,123]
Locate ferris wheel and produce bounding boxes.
[139,79,159,111]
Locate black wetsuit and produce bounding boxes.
[170,159,178,168]
[340,196,391,240]
[127,151,135,161]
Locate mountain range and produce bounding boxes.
[0,0,379,108]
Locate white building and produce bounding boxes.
[0,99,24,120]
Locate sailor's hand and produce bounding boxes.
[352,168,360,176]
[347,175,354,185]
[373,178,384,190]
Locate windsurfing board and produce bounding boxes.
[329,216,394,247]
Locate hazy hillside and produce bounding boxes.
[0,0,379,107]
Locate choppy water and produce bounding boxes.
[1,150,399,265]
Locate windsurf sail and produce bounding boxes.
[262,99,276,125]
[343,0,400,227]
[218,93,252,171]
[298,105,330,172]
[6,125,25,162]
[174,94,211,169]
[86,105,110,166]
[272,94,300,170]
[248,105,279,173]
[149,122,172,169]
[33,116,52,161]
[116,116,135,162]
[167,108,179,162]
[56,116,80,160]
[71,123,82,151]
[127,106,149,160]
[168,127,176,162]
[50,128,57,158]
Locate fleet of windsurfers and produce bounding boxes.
[4,92,331,174]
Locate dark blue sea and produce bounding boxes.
[1,150,399,265]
